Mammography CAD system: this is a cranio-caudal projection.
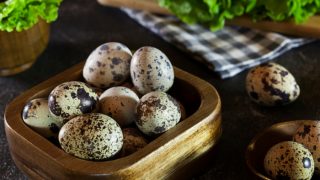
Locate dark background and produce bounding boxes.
[1,1,320,179]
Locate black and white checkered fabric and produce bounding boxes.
[123,8,312,78]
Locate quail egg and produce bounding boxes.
[264,141,314,179]
[58,113,123,160]
[130,46,174,95]
[48,81,99,123]
[121,128,148,157]
[83,42,132,88]
[99,86,139,127]
[22,98,62,138]
[246,62,300,106]
[294,121,320,174]
[120,81,141,97]
[136,91,181,136]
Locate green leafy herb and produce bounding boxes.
[159,0,320,31]
[0,0,62,32]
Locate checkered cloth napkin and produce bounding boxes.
[123,8,312,79]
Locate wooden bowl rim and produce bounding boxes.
[245,120,314,180]
[4,61,221,175]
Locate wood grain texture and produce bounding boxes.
[4,62,221,179]
[97,0,320,38]
[0,20,50,76]
[227,16,320,39]
[97,0,170,14]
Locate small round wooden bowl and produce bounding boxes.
[0,20,49,76]
[246,120,320,179]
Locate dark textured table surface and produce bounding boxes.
[1,1,320,179]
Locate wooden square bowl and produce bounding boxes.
[5,62,221,179]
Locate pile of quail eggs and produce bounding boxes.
[22,42,186,161]
[264,121,320,179]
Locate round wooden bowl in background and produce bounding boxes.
[246,120,320,179]
[0,20,49,76]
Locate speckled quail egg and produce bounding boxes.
[246,62,300,106]
[121,128,148,157]
[294,121,320,174]
[136,91,181,136]
[22,98,62,138]
[130,46,174,95]
[99,86,139,127]
[83,42,132,88]
[48,81,99,123]
[264,141,314,179]
[58,113,123,160]
[120,81,141,97]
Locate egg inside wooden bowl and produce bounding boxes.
[4,61,221,179]
[246,120,320,180]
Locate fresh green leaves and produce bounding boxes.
[158,0,320,31]
[0,0,62,32]
[249,0,319,23]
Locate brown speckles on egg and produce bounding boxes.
[130,46,174,95]
[154,126,165,133]
[48,95,62,116]
[76,88,97,113]
[83,42,132,88]
[48,81,99,123]
[136,97,160,122]
[296,125,311,139]
[71,92,76,99]
[96,61,102,67]
[264,141,314,179]
[136,91,181,136]
[294,121,320,174]
[100,44,109,51]
[261,77,291,105]
[22,98,62,138]
[58,113,123,160]
[270,78,279,84]
[246,62,300,106]
[280,70,289,77]
[111,57,122,65]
